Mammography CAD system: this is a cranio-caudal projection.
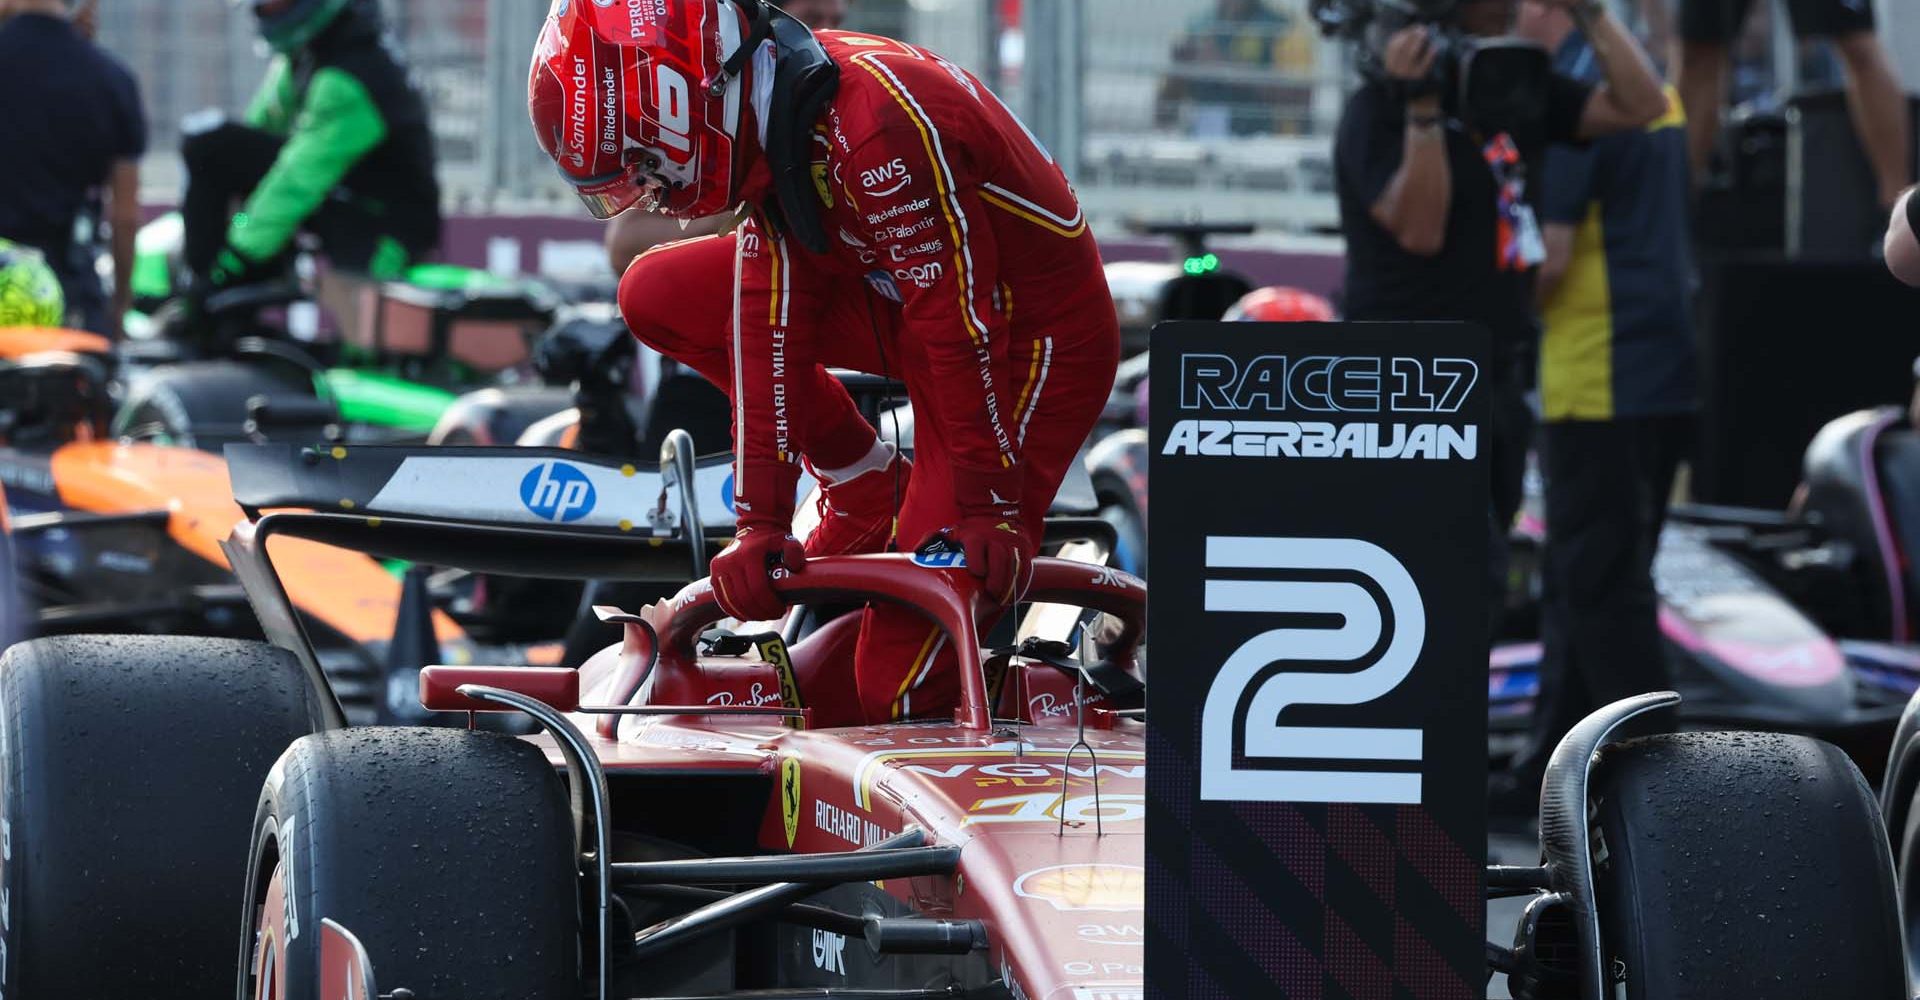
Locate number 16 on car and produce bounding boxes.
[1198,535,1426,805]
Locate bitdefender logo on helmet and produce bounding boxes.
[521,462,597,522]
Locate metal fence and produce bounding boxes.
[101,0,1354,235]
[1071,0,1350,232]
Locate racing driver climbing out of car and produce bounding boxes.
[530,0,1120,724]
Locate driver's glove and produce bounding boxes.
[711,524,806,622]
[927,466,1032,605]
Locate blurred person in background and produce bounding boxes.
[1155,0,1316,137]
[1494,0,1697,807]
[0,0,144,338]
[1671,0,1909,208]
[181,0,439,302]
[0,239,68,328]
[1334,0,1667,633]
[602,0,852,274]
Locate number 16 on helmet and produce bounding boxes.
[528,0,756,221]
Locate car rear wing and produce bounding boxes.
[221,434,763,728]
[225,439,757,536]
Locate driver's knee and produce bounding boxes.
[616,234,731,361]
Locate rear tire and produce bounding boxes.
[113,360,320,450]
[0,635,323,998]
[240,727,581,999]
[1591,731,1904,998]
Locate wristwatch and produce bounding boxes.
[1407,112,1444,134]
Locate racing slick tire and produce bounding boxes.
[241,727,580,999]
[1590,731,1904,998]
[0,635,324,999]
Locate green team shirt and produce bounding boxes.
[230,58,393,269]
[224,9,440,277]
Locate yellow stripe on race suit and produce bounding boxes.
[979,183,1088,239]
[849,53,993,349]
[851,48,1017,469]
[1015,337,1052,447]
[892,626,945,719]
[1013,339,1043,418]
[765,230,785,328]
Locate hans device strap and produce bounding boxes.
[762,9,840,255]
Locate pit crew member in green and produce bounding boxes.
[181,0,439,292]
[1496,0,1698,801]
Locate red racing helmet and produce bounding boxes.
[1222,286,1337,323]
[529,0,756,220]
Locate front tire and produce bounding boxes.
[0,635,324,998]
[240,727,581,999]
[1592,731,1905,998]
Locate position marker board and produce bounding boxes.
[1145,321,1490,1000]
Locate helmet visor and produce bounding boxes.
[568,172,663,221]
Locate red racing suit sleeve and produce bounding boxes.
[729,212,825,530]
[840,125,1021,495]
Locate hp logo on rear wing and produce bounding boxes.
[1198,536,1426,805]
[520,461,599,522]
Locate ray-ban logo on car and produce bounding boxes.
[520,461,597,522]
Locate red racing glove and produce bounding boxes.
[711,525,806,622]
[927,467,1031,605]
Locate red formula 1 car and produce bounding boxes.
[0,442,1148,1000]
[0,443,1901,1000]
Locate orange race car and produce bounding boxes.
[0,325,550,723]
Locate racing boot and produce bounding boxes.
[803,445,911,558]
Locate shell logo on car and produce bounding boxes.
[1012,864,1144,913]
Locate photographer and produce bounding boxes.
[1333,0,1666,629]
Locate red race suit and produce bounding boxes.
[619,30,1120,723]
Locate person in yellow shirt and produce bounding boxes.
[1496,0,1699,807]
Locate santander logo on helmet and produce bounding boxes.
[566,57,592,168]
[529,0,751,221]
